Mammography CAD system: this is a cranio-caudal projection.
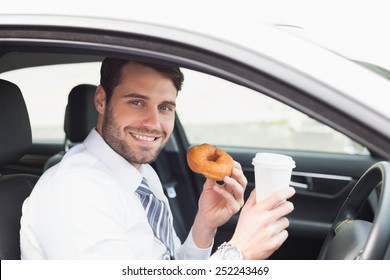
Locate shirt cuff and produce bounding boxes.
[177,227,213,260]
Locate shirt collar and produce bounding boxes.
[83,128,143,192]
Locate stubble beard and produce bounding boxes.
[101,106,166,165]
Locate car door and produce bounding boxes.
[168,68,382,260]
[1,22,386,261]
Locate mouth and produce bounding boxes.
[130,132,159,142]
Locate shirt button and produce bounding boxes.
[162,251,171,260]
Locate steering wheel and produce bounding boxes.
[318,161,390,260]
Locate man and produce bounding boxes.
[20,58,295,260]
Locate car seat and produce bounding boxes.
[43,84,97,171]
[0,79,39,260]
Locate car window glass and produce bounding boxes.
[0,62,100,143]
[176,69,369,155]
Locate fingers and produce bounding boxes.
[232,161,248,189]
[272,201,294,221]
[212,185,242,213]
[259,187,296,210]
[227,162,248,198]
[209,161,248,208]
[222,176,244,206]
[243,189,257,207]
[268,229,289,252]
[228,184,294,260]
[203,178,221,191]
[260,223,290,256]
[270,216,290,233]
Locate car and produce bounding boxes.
[1,3,390,262]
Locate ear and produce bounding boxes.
[94,85,106,114]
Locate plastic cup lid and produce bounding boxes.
[252,153,296,169]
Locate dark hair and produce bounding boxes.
[100,57,184,103]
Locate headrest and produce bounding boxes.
[0,79,32,166]
[64,84,98,143]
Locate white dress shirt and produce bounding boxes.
[20,129,212,260]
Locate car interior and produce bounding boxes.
[0,79,39,260]
[0,48,387,260]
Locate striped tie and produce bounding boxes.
[135,179,175,259]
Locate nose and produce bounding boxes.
[141,107,160,129]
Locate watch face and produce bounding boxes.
[222,246,243,260]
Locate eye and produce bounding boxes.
[130,100,143,106]
[159,104,174,112]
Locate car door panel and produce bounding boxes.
[221,149,381,259]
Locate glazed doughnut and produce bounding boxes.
[186,143,234,181]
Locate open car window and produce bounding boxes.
[0,59,369,155]
[176,69,369,155]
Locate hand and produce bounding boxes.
[228,186,295,260]
[198,161,248,228]
[191,161,247,248]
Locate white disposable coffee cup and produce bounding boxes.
[252,153,295,202]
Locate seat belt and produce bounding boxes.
[154,152,188,242]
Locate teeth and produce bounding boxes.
[132,133,156,142]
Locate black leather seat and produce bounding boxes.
[0,79,39,260]
[43,84,98,171]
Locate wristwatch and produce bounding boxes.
[217,242,243,260]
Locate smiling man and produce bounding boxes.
[97,61,177,168]
[20,58,295,260]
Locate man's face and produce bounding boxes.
[98,62,177,168]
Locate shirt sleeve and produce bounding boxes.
[176,227,213,260]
